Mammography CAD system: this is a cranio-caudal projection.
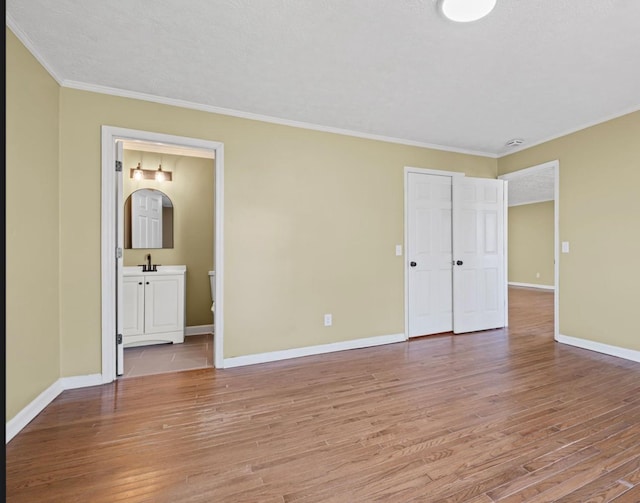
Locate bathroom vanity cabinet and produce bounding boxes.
[122,266,186,347]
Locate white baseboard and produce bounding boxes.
[6,373,103,444]
[223,333,406,368]
[556,334,640,363]
[185,324,214,336]
[509,282,555,291]
[60,373,105,390]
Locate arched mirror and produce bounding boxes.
[124,189,174,249]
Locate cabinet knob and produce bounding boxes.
[146,281,150,285]
[456,260,463,266]
[410,261,417,267]
[138,282,142,285]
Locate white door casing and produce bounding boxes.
[407,172,454,337]
[452,176,506,333]
[101,126,224,383]
[115,140,125,376]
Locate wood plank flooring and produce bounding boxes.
[6,288,640,502]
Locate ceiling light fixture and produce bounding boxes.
[439,0,497,22]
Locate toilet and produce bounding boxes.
[208,271,216,314]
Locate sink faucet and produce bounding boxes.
[146,253,152,271]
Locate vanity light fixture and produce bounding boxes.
[129,163,172,182]
[155,164,166,182]
[132,163,144,181]
[439,0,496,22]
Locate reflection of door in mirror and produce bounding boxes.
[124,189,174,249]
[132,189,163,248]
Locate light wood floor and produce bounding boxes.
[6,288,640,502]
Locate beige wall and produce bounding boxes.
[508,201,555,287]
[9,24,639,427]
[6,37,499,420]
[6,29,61,420]
[57,88,495,371]
[499,111,640,351]
[123,150,215,327]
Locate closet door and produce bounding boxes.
[406,171,507,338]
[452,177,506,333]
[407,173,453,337]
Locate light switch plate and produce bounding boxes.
[562,241,570,253]
[395,245,403,256]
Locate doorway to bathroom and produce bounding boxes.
[101,126,224,383]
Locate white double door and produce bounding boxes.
[407,171,506,337]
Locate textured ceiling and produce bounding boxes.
[6,0,640,156]
[501,166,556,207]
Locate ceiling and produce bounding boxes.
[500,165,556,207]
[7,0,640,157]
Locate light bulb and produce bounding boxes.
[155,165,165,182]
[132,163,144,180]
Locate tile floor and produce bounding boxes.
[122,333,214,378]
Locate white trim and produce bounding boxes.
[6,373,103,444]
[553,162,560,341]
[223,333,405,368]
[6,380,63,443]
[214,145,225,369]
[102,126,225,380]
[185,324,214,336]
[509,282,555,291]
[498,161,558,180]
[404,166,466,178]
[59,374,104,390]
[62,81,496,158]
[508,197,554,208]
[503,180,509,328]
[7,14,638,160]
[6,14,64,85]
[502,160,560,340]
[496,106,640,157]
[556,334,640,363]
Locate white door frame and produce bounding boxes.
[101,126,225,383]
[498,159,560,340]
[403,167,465,339]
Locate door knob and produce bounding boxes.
[410,261,417,267]
[456,260,463,266]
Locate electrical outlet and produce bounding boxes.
[324,314,332,327]
[536,272,540,279]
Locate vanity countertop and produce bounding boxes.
[123,265,186,276]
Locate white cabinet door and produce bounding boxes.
[122,276,145,336]
[144,275,185,334]
[407,173,453,336]
[452,177,506,333]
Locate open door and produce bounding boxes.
[452,176,506,333]
[115,141,124,376]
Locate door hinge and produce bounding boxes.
[116,247,123,259]
[116,333,123,344]
[115,160,123,172]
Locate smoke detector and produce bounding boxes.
[505,138,525,148]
